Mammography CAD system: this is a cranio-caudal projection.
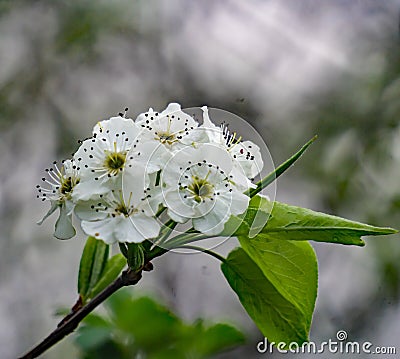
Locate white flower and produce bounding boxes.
[186,106,263,188]
[162,144,250,235]
[37,160,80,239]
[134,103,200,169]
[75,170,161,244]
[72,115,144,200]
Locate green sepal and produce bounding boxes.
[127,243,145,271]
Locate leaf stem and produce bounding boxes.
[18,269,142,359]
[179,245,226,263]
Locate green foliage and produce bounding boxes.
[225,195,396,246]
[259,200,396,246]
[238,236,317,331]
[87,254,126,299]
[78,237,126,303]
[74,290,245,359]
[221,244,316,346]
[220,194,396,346]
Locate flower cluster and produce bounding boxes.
[37,103,263,244]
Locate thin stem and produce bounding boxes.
[164,232,209,248]
[18,269,142,359]
[150,220,177,250]
[245,135,317,198]
[179,245,226,263]
[155,206,166,217]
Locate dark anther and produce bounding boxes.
[143,262,154,272]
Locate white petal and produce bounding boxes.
[221,191,250,216]
[201,106,214,128]
[230,166,255,191]
[135,107,158,125]
[164,190,195,220]
[192,199,230,236]
[93,117,139,141]
[74,200,108,221]
[140,184,164,216]
[190,143,233,174]
[130,141,168,173]
[179,127,210,146]
[161,103,198,133]
[81,217,117,244]
[167,208,190,223]
[122,166,149,207]
[129,214,161,241]
[54,203,76,240]
[37,200,59,225]
[113,217,142,243]
[72,179,110,201]
[232,141,264,178]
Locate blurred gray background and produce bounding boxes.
[1,0,400,358]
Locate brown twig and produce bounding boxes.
[18,269,142,359]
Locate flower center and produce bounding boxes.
[104,151,126,175]
[115,203,131,217]
[187,177,214,203]
[60,177,74,194]
[155,131,176,145]
[111,191,138,218]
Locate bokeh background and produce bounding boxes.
[1,0,400,358]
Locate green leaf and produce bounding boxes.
[238,236,317,330]
[79,290,246,358]
[88,240,109,290]
[109,295,181,350]
[221,248,309,345]
[261,200,397,246]
[78,236,98,298]
[222,195,270,237]
[245,136,317,198]
[224,195,397,246]
[78,236,109,302]
[75,326,111,351]
[87,254,126,299]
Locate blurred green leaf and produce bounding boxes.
[112,296,181,350]
[193,323,245,356]
[75,326,111,351]
[75,291,245,359]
